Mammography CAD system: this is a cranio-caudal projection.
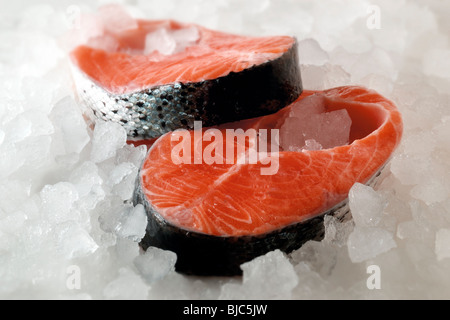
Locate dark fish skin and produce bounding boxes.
[133,166,384,276]
[133,176,348,276]
[73,42,302,139]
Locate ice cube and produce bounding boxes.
[410,179,449,206]
[107,162,138,201]
[86,34,119,52]
[280,103,352,152]
[359,74,394,97]
[323,215,355,246]
[172,25,200,43]
[55,221,98,259]
[0,130,4,146]
[40,182,79,224]
[103,268,149,300]
[115,237,140,264]
[16,135,52,170]
[0,211,27,234]
[348,47,398,82]
[50,97,90,155]
[115,144,147,167]
[290,241,337,278]
[90,120,127,163]
[69,161,103,198]
[98,202,126,234]
[69,161,105,211]
[298,38,329,65]
[423,48,450,79]
[279,117,306,151]
[402,131,435,156]
[300,64,351,90]
[98,4,138,33]
[144,28,176,55]
[145,26,200,56]
[390,154,430,186]
[134,247,177,284]
[0,180,31,214]
[435,229,450,261]
[3,116,32,144]
[347,227,397,263]
[220,250,298,299]
[303,139,323,151]
[313,110,352,149]
[349,183,386,227]
[116,204,147,242]
[99,203,147,242]
[148,272,221,300]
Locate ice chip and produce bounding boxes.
[423,48,450,79]
[100,204,147,242]
[69,161,103,197]
[280,97,352,152]
[220,250,298,299]
[279,117,305,151]
[145,26,200,55]
[134,247,177,284]
[115,144,147,167]
[290,241,337,278]
[103,268,149,300]
[298,38,329,65]
[172,25,200,43]
[86,34,119,52]
[51,97,90,155]
[0,180,31,214]
[145,28,176,55]
[98,4,138,33]
[347,227,397,263]
[90,121,127,163]
[323,215,355,246]
[0,130,4,146]
[116,238,140,264]
[40,182,79,224]
[107,162,138,201]
[4,116,32,143]
[55,221,98,259]
[288,94,326,119]
[313,109,352,149]
[300,64,351,90]
[348,48,397,82]
[410,179,449,205]
[303,139,323,151]
[435,229,450,261]
[116,204,148,242]
[349,183,386,227]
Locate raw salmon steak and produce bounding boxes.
[133,86,403,276]
[70,19,302,139]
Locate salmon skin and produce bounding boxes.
[70,20,302,139]
[133,86,403,276]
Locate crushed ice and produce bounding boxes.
[1,0,450,299]
[144,26,200,56]
[279,95,352,151]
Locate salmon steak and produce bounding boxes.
[133,86,403,276]
[70,19,302,139]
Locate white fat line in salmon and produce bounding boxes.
[170,121,280,175]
